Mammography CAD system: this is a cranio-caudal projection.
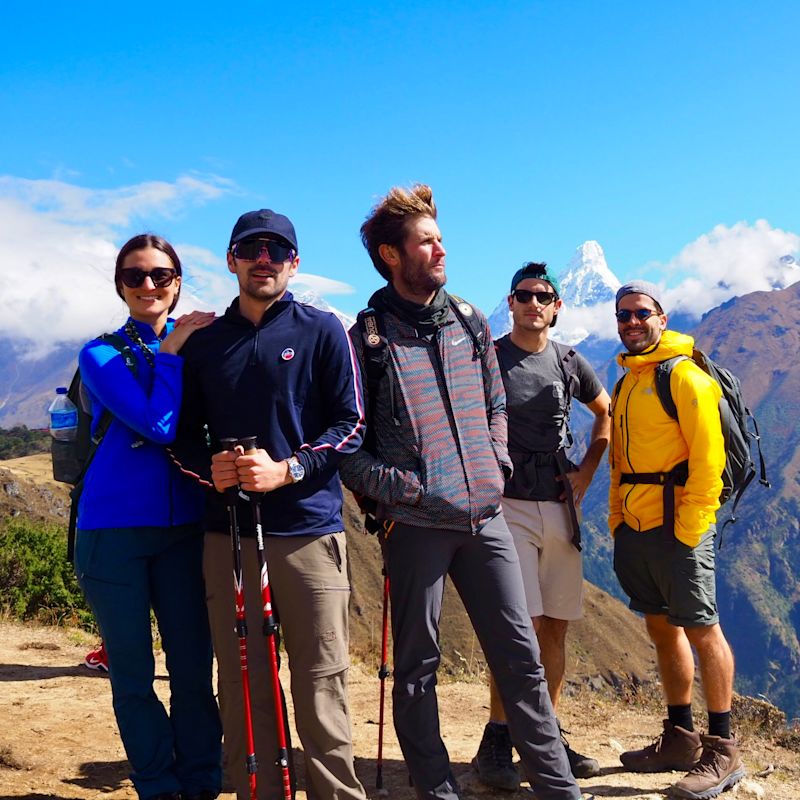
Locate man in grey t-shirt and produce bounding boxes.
[473,262,611,790]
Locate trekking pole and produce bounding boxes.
[238,436,293,800]
[219,437,258,800]
[376,519,395,794]
[376,566,390,794]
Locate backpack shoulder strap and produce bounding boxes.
[448,295,493,422]
[98,332,137,373]
[448,295,487,359]
[67,332,138,562]
[654,355,688,421]
[356,308,397,451]
[550,341,579,403]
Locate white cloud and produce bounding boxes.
[0,174,236,356]
[290,274,356,296]
[557,300,619,343]
[662,220,800,318]
[0,175,356,355]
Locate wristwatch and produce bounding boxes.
[287,455,305,483]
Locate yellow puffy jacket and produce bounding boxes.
[609,329,724,547]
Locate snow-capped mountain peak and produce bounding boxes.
[558,241,621,307]
[291,285,355,329]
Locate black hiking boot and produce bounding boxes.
[560,725,601,778]
[472,722,520,791]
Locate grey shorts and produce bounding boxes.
[613,522,719,627]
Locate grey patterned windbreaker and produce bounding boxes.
[339,302,512,533]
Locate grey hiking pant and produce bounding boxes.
[385,513,580,800]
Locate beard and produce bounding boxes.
[399,256,446,297]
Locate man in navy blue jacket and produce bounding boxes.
[176,209,367,800]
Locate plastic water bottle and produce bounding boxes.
[49,387,79,441]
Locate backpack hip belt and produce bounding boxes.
[620,460,689,544]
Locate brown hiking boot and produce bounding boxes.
[620,720,702,773]
[669,735,745,799]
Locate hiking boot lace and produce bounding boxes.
[684,743,725,778]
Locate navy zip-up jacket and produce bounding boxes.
[174,292,365,536]
[78,317,206,530]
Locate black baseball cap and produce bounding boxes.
[229,209,298,251]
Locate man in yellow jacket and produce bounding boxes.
[609,281,744,800]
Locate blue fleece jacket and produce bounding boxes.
[77,318,206,530]
[173,292,365,537]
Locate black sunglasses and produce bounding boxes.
[232,239,295,263]
[119,267,178,289]
[615,308,658,323]
[512,289,557,306]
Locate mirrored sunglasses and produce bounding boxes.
[119,267,177,288]
[615,308,658,323]
[512,289,557,306]
[232,239,295,263]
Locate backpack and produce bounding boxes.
[51,333,137,559]
[613,348,769,541]
[654,351,769,531]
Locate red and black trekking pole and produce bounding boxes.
[376,519,395,793]
[239,436,293,800]
[219,437,258,800]
[376,567,391,793]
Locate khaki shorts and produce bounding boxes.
[502,496,583,620]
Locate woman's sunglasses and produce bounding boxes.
[615,308,658,323]
[511,289,557,306]
[119,268,178,289]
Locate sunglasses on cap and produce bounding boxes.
[232,239,295,263]
[615,308,659,323]
[512,289,557,306]
[119,267,178,289]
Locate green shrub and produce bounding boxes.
[0,517,94,629]
[0,426,50,459]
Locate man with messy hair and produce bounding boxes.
[340,185,588,800]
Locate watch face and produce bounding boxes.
[289,457,305,482]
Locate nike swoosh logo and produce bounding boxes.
[452,336,467,346]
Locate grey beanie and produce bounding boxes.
[615,280,663,310]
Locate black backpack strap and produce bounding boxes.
[67,333,137,562]
[357,307,398,453]
[654,355,688,421]
[551,341,580,448]
[553,449,582,551]
[448,295,487,360]
[620,461,689,545]
[448,295,493,422]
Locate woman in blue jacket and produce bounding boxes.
[75,233,221,800]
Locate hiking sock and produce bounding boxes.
[668,704,694,731]
[707,710,731,739]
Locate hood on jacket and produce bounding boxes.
[617,329,695,373]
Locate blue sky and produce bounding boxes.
[1,1,798,350]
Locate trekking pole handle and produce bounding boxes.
[218,437,240,506]
[238,435,259,454]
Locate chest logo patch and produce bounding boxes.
[281,348,295,361]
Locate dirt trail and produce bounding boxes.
[0,620,797,800]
